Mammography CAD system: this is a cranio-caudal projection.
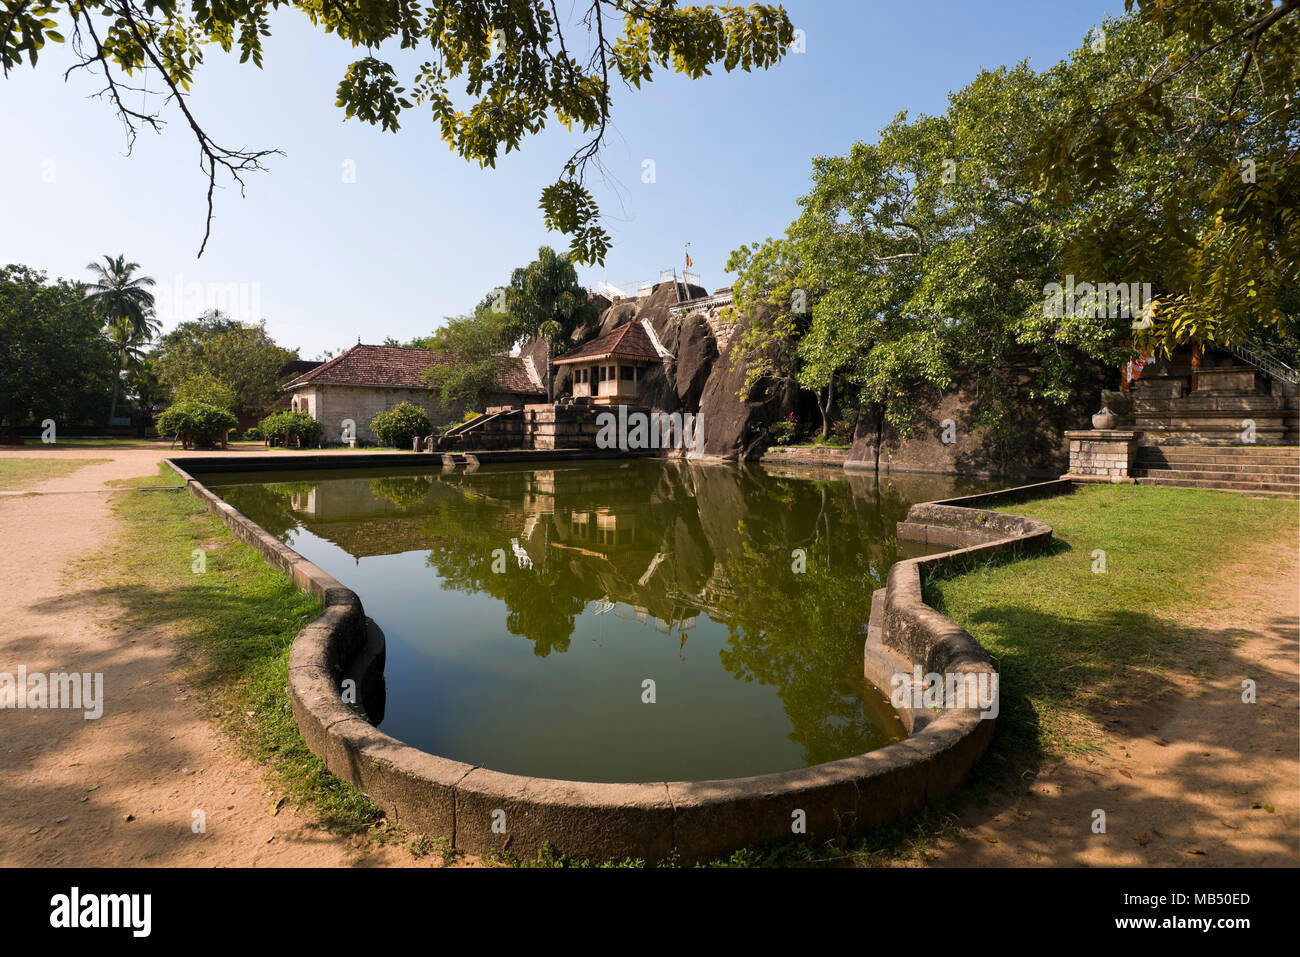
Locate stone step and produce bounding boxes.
[1132,467,1299,485]
[1133,394,1286,413]
[1134,472,1299,495]
[1136,447,1300,466]
[1136,427,1291,446]
[1135,462,1300,477]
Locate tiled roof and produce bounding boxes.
[553,322,660,365]
[283,344,544,396]
[278,359,324,379]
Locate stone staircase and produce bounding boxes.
[1131,445,1299,498]
[1131,365,1297,446]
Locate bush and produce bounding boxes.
[244,426,264,441]
[260,410,324,448]
[371,402,431,449]
[156,400,238,448]
[831,417,856,445]
[767,418,798,445]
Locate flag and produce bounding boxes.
[685,252,693,269]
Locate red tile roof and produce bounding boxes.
[283,344,543,396]
[553,321,660,365]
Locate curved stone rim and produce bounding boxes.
[166,456,1065,862]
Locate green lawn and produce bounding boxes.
[927,483,1297,778]
[0,456,109,490]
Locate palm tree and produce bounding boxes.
[84,255,158,426]
[507,246,594,402]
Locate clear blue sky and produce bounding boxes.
[1,1,1112,359]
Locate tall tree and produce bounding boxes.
[422,296,521,410]
[507,246,597,401]
[152,311,297,418]
[0,264,116,429]
[1,2,793,262]
[83,255,158,426]
[1027,1,1299,353]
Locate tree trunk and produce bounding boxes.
[106,349,125,427]
[873,401,885,473]
[546,340,552,402]
[818,371,836,439]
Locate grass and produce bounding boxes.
[919,484,1297,778]
[0,456,109,490]
[103,464,391,836]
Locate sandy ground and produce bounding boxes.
[926,529,1300,867]
[0,446,415,867]
[1,444,1296,868]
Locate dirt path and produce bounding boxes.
[0,448,415,866]
[926,528,1300,867]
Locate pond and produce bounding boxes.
[200,459,995,783]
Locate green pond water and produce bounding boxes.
[201,459,995,783]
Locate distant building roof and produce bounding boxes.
[278,359,324,379]
[553,322,660,365]
[282,343,544,396]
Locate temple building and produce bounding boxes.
[552,322,661,405]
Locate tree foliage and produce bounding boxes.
[84,254,158,425]
[728,4,1297,453]
[0,264,117,429]
[153,311,297,417]
[1026,0,1299,353]
[1,1,793,262]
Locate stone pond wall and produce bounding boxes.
[167,452,1070,863]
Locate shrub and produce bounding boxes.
[156,400,238,448]
[831,417,856,445]
[371,402,431,449]
[260,410,324,448]
[244,426,264,441]
[767,418,798,445]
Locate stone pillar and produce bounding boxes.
[1064,430,1138,483]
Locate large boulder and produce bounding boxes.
[846,358,1110,478]
[674,313,717,412]
[696,312,796,460]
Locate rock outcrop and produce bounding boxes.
[519,281,787,460]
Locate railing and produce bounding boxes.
[671,289,733,316]
[1225,340,1300,385]
[591,268,702,302]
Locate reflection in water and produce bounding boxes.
[204,460,993,782]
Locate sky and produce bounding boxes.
[1,1,1113,360]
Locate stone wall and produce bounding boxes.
[1065,429,1138,482]
[293,385,525,445]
